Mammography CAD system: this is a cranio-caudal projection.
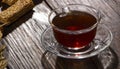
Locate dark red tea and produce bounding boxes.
[52,11,97,50]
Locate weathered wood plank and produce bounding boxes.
[1,0,120,69]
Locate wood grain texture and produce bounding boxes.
[1,0,120,69]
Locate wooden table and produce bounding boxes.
[2,0,120,69]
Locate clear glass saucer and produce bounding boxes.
[41,24,113,59]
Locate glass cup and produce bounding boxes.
[41,4,113,59]
[49,4,101,52]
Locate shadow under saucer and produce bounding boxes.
[41,47,118,69]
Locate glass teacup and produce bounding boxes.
[49,4,101,52]
[41,4,113,59]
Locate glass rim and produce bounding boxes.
[48,4,102,34]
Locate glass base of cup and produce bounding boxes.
[57,43,94,55]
